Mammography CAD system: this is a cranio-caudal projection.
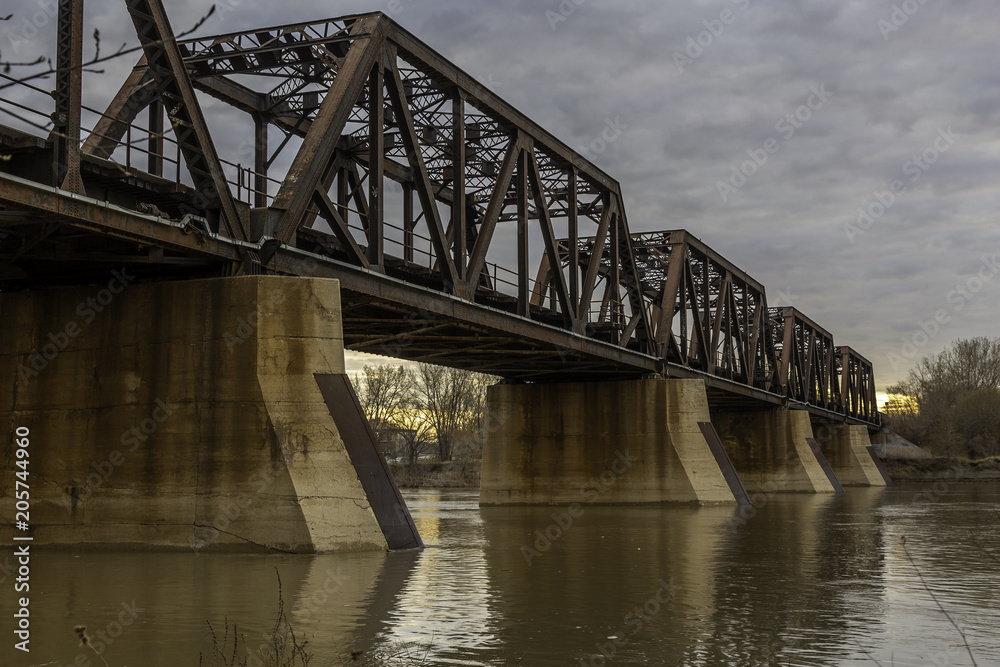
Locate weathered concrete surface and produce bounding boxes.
[480,378,737,505]
[0,276,387,552]
[817,424,887,487]
[712,410,837,493]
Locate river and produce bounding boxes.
[4,482,1000,666]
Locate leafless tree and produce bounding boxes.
[887,337,1000,458]
[355,364,415,433]
[394,397,434,464]
[417,363,490,461]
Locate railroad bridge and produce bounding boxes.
[0,1,889,553]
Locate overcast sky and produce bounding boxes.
[3,0,998,390]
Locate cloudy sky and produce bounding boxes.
[3,0,998,390]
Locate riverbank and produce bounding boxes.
[881,456,1000,482]
[389,460,481,488]
[387,456,1000,488]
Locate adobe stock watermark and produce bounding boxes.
[190,460,289,551]
[672,0,753,72]
[887,254,998,372]
[716,84,834,202]
[4,0,59,54]
[878,0,935,41]
[387,0,416,15]
[844,126,959,244]
[213,0,248,26]
[578,579,674,666]
[771,286,796,307]
[578,116,629,161]
[521,449,638,566]
[727,450,801,532]
[61,398,177,510]
[71,600,144,662]
[546,0,590,32]
[226,567,347,666]
[16,268,135,384]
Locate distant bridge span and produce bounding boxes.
[0,4,878,427]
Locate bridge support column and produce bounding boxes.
[816,424,887,487]
[480,378,738,506]
[0,276,414,552]
[711,410,837,493]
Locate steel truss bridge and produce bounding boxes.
[0,1,879,427]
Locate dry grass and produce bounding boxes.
[201,569,310,667]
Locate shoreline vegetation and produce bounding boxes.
[881,455,1000,482]
[389,460,481,488]
[387,456,1000,489]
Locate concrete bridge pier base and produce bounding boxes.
[0,276,416,552]
[816,423,887,487]
[479,378,739,506]
[711,410,838,493]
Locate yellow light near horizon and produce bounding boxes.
[880,393,919,413]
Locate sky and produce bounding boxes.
[2,0,998,391]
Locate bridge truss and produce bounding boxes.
[0,1,879,426]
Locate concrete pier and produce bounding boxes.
[479,378,738,505]
[712,410,838,493]
[0,276,393,552]
[816,424,887,487]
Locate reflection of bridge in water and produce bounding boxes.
[0,1,889,554]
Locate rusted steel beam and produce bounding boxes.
[83,60,154,158]
[367,52,384,268]
[0,172,240,260]
[346,162,371,231]
[451,89,467,282]
[465,132,523,298]
[654,234,686,353]
[568,168,579,314]
[384,52,458,289]
[269,14,384,244]
[515,146,529,317]
[125,0,248,242]
[312,188,369,269]
[577,194,613,321]
[147,100,164,177]
[614,202,654,352]
[51,0,85,194]
[252,112,268,208]
[527,146,574,330]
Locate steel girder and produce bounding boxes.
[539,231,877,423]
[769,307,842,413]
[836,346,878,423]
[0,4,881,426]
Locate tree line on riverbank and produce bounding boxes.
[885,337,1000,459]
[357,336,1000,466]
[355,363,491,464]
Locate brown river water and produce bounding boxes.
[3,483,999,666]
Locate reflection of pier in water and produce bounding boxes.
[477,490,888,665]
[290,490,502,663]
